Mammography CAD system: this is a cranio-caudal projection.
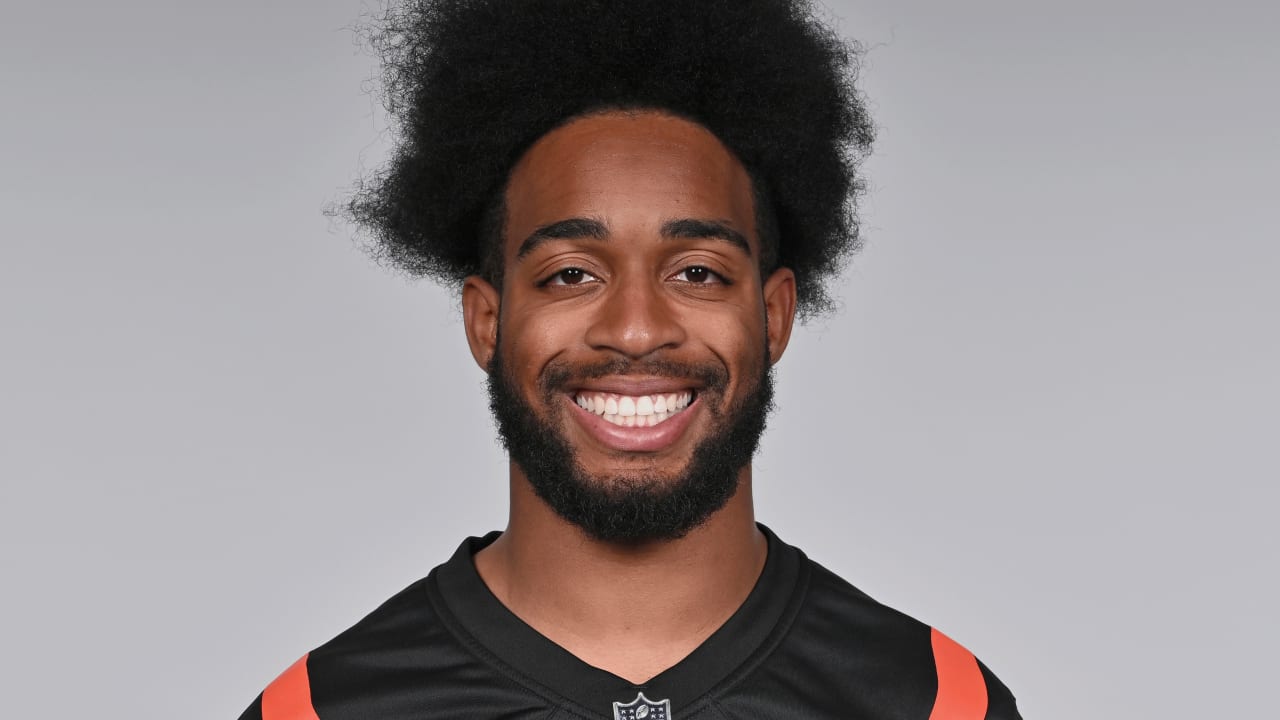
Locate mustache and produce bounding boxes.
[539,357,728,395]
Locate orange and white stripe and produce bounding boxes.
[927,628,989,720]
[261,654,320,720]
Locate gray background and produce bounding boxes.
[2,1,1276,717]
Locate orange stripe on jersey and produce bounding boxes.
[262,654,320,720]
[927,628,988,720]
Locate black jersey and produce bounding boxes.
[239,527,1020,719]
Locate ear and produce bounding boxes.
[462,275,501,372]
[762,267,797,365]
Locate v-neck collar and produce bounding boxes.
[428,524,804,715]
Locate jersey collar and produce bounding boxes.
[429,524,805,715]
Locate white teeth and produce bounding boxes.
[572,390,696,427]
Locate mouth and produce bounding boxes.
[571,390,694,428]
[562,381,703,453]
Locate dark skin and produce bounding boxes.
[461,111,797,683]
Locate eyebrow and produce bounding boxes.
[516,218,608,258]
[515,217,752,259]
[660,219,751,256]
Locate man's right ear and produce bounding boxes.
[462,276,500,372]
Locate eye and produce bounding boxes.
[542,267,600,286]
[670,266,725,284]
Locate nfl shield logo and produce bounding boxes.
[612,692,672,720]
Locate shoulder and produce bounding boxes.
[237,577,444,720]
[236,573,515,720]
[808,558,1020,719]
[720,551,1021,719]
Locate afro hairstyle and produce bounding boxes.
[347,0,874,318]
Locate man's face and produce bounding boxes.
[465,111,796,542]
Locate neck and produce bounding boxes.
[473,463,766,683]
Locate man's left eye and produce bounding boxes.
[671,266,723,284]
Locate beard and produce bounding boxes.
[486,343,775,544]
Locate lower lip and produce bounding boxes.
[564,395,701,453]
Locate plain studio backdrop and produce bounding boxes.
[2,1,1275,717]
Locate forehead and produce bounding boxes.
[503,111,758,254]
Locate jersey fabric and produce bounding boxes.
[239,526,1020,719]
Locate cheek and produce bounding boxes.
[691,300,769,390]
[706,285,769,349]
[499,300,583,378]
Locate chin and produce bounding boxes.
[487,346,773,543]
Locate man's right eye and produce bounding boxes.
[543,267,599,286]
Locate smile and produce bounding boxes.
[572,391,693,427]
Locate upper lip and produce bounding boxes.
[570,377,700,396]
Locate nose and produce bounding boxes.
[583,274,687,359]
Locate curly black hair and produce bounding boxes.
[347,0,873,318]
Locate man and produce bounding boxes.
[240,1,1021,718]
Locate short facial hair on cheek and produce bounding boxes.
[485,337,775,544]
